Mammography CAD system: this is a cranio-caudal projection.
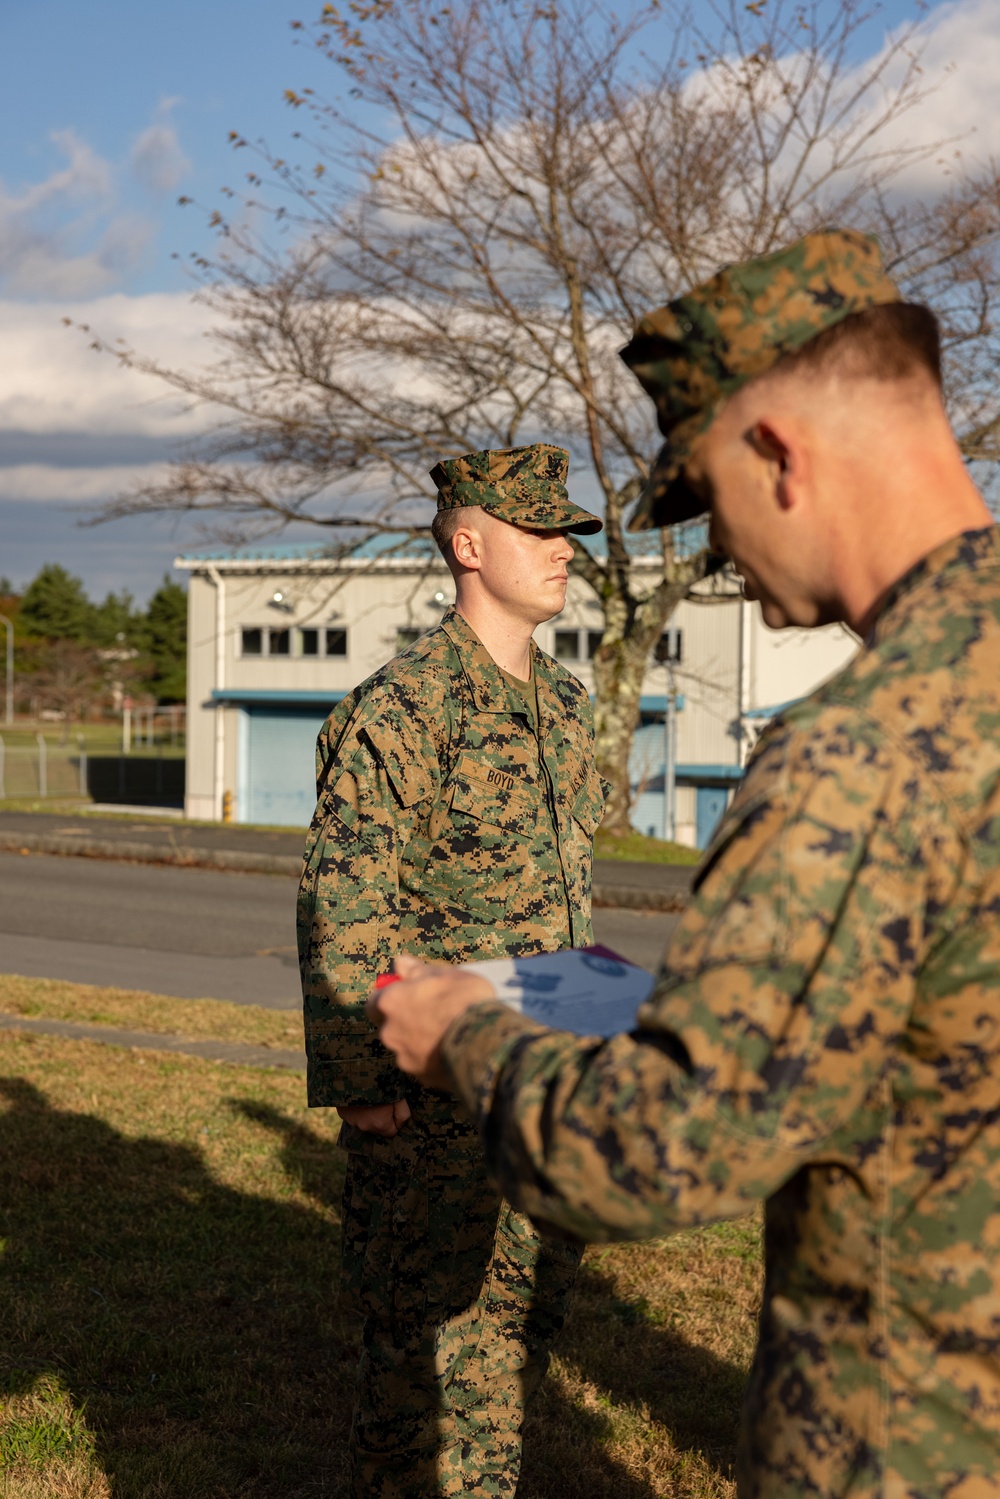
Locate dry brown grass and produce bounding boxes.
[0,973,301,1049]
[0,1374,111,1498]
[0,990,761,1498]
[522,1219,761,1499]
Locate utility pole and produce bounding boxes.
[663,661,677,842]
[0,613,13,725]
[655,629,681,844]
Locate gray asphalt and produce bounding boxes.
[0,851,677,1007]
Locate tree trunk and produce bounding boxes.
[590,610,664,837]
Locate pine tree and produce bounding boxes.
[143,577,187,703]
[18,564,95,642]
[92,590,138,649]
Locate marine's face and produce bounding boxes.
[478,512,575,625]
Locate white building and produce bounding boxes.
[175,538,858,845]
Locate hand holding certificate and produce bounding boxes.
[460,945,655,1038]
[368,946,655,1087]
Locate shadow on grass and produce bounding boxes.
[236,1100,748,1499]
[0,1076,354,1498]
[518,1261,747,1498]
[231,1099,343,1214]
[0,1079,747,1499]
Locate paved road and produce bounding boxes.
[0,852,302,1007]
[0,851,678,1007]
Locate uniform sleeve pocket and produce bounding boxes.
[362,719,434,809]
[570,768,606,837]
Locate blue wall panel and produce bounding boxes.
[243,706,328,827]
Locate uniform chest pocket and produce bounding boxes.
[406,765,538,922]
[449,772,538,837]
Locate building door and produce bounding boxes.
[242,706,329,826]
[696,786,729,850]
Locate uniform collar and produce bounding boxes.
[867,525,1000,646]
[441,607,536,716]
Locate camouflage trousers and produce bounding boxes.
[339,1097,582,1498]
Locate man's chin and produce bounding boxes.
[539,590,568,621]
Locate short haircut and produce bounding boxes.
[430,504,482,559]
[769,301,942,389]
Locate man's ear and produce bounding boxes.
[451,524,484,571]
[748,418,800,512]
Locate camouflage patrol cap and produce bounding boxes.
[429,443,603,535]
[621,228,902,531]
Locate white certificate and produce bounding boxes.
[461,944,655,1038]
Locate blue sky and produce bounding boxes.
[0,0,993,601]
[0,0,339,299]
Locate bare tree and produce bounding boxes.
[21,640,113,724]
[83,0,1000,832]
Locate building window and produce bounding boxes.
[241,627,263,656]
[553,629,580,661]
[325,627,348,657]
[397,628,421,652]
[586,630,603,660]
[268,628,290,657]
[300,628,319,657]
[655,629,683,664]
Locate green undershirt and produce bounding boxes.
[499,661,539,735]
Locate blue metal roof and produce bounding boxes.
[577,519,708,560]
[177,519,710,566]
[178,536,439,564]
[180,541,336,562]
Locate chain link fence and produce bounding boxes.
[0,734,184,806]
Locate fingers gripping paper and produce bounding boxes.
[461,945,655,1037]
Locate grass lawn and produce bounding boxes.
[0,975,302,1051]
[595,828,702,866]
[0,979,760,1498]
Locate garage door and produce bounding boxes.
[241,706,331,827]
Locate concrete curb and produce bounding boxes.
[0,830,695,912]
[0,830,301,877]
[0,1011,306,1070]
[591,882,689,912]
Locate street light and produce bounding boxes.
[0,613,13,725]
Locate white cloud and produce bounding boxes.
[0,101,194,298]
[0,292,214,437]
[0,291,224,518]
[872,0,1000,190]
[0,129,155,298]
[129,101,192,194]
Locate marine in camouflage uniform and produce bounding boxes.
[297,445,606,1497]
[375,232,1000,1495]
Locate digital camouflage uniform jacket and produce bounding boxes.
[443,528,1000,1498]
[298,607,605,1108]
